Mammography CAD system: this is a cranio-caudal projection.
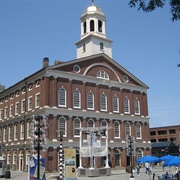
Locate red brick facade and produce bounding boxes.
[0,54,151,172]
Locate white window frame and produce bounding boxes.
[35,93,40,108]
[9,104,13,117]
[3,128,6,142]
[114,121,120,138]
[87,91,94,110]
[58,87,66,107]
[36,81,40,88]
[100,93,107,111]
[125,122,131,137]
[59,117,67,137]
[15,102,19,115]
[136,123,142,139]
[13,152,17,165]
[124,97,130,114]
[4,106,8,119]
[73,89,81,109]
[7,153,11,165]
[20,123,24,140]
[14,125,18,141]
[28,96,33,111]
[97,70,109,80]
[87,119,94,128]
[113,95,119,113]
[21,99,25,113]
[74,118,81,137]
[8,126,12,141]
[134,98,140,115]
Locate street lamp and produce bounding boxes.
[30,115,48,179]
[126,135,135,179]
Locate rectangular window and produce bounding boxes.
[8,126,12,141]
[14,125,18,140]
[3,128,6,142]
[13,154,17,165]
[4,107,8,119]
[15,102,19,115]
[35,93,40,108]
[21,99,26,113]
[10,104,13,117]
[20,123,24,139]
[28,97,33,111]
[27,122,30,138]
[7,154,11,165]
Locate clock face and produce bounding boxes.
[73,65,80,73]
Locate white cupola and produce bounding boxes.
[76,2,113,59]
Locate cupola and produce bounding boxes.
[76,1,113,59]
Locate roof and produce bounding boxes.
[152,142,177,148]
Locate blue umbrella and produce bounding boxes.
[164,156,180,167]
[159,154,175,161]
[136,155,159,163]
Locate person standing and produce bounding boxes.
[145,162,150,175]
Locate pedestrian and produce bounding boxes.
[149,164,152,175]
[145,162,149,175]
[136,164,141,176]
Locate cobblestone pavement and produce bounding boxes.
[3,166,177,180]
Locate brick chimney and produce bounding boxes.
[0,85,5,93]
[43,57,49,68]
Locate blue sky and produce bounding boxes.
[0,0,179,128]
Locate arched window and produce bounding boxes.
[113,95,119,112]
[100,94,107,111]
[87,91,94,110]
[98,20,102,32]
[87,119,94,128]
[101,120,107,127]
[58,87,66,107]
[100,42,104,51]
[137,149,143,159]
[125,122,131,137]
[90,20,94,31]
[83,21,87,34]
[73,89,81,108]
[136,123,142,139]
[97,70,109,80]
[74,118,81,136]
[134,98,140,115]
[59,117,66,136]
[114,121,120,138]
[124,97,130,114]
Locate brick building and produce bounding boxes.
[150,125,180,143]
[0,3,151,172]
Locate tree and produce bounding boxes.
[128,0,180,21]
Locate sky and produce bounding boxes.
[0,0,179,128]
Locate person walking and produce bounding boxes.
[136,164,141,176]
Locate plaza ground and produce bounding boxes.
[3,165,177,180]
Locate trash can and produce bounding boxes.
[126,166,131,173]
[5,170,11,179]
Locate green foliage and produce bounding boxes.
[129,0,180,21]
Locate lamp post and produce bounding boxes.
[126,135,135,180]
[30,115,48,179]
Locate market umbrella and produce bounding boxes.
[159,155,175,162]
[136,155,159,163]
[164,156,180,167]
